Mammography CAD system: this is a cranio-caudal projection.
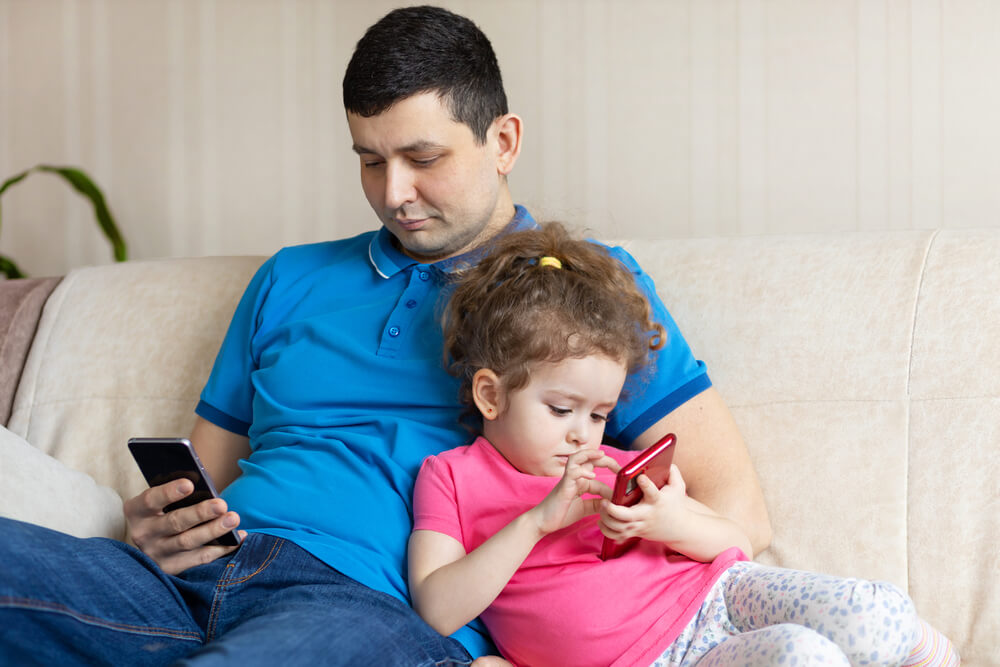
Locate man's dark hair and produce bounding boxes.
[343,5,508,144]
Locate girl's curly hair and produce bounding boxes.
[442,222,665,415]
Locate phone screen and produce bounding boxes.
[128,437,240,547]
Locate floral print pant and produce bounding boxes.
[653,561,922,666]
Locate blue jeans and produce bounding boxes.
[0,518,472,666]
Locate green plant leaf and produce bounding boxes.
[0,169,32,236]
[0,164,127,277]
[38,165,128,262]
[0,254,26,280]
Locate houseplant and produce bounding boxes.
[0,165,127,279]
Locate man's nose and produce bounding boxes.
[384,162,417,210]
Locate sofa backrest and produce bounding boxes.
[617,229,998,663]
[7,230,998,663]
[8,256,265,502]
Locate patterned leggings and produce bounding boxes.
[653,561,921,666]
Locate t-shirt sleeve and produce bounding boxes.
[601,244,713,446]
[412,455,465,545]
[414,455,497,659]
[195,254,278,436]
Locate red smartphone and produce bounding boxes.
[599,433,676,560]
[127,437,241,547]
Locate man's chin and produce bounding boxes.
[388,229,466,262]
[393,231,458,262]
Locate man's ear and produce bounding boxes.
[472,369,504,420]
[493,113,522,176]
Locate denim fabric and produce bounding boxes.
[0,518,472,667]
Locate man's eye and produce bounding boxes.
[549,406,571,416]
[362,160,384,169]
[411,157,439,167]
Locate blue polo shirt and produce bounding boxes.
[196,206,710,656]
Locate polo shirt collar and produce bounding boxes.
[368,205,537,278]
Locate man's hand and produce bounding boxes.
[123,478,244,575]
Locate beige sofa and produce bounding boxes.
[1,230,996,664]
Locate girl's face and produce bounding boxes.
[476,354,628,477]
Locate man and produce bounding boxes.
[0,6,770,665]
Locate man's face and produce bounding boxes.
[348,92,513,263]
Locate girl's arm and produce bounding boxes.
[600,464,753,562]
[408,449,616,636]
[408,515,543,636]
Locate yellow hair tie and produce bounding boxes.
[538,256,563,269]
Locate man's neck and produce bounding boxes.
[401,195,518,264]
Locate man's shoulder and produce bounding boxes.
[273,231,377,262]
[586,238,644,275]
[268,231,379,276]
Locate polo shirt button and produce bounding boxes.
[418,271,430,281]
[405,299,417,308]
[388,326,401,337]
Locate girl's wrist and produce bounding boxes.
[520,507,549,541]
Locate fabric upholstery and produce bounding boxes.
[2,231,995,663]
[7,257,264,505]
[0,424,123,538]
[0,277,62,424]
[617,229,997,665]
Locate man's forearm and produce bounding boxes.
[633,387,772,555]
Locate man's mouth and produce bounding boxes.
[392,217,430,231]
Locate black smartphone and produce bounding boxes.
[127,437,240,547]
[600,433,676,560]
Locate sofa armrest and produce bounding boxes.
[0,277,61,425]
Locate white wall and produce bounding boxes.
[2,0,999,276]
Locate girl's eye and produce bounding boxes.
[591,413,609,423]
[549,406,571,416]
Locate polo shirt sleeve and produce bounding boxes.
[195,254,278,436]
[602,244,712,446]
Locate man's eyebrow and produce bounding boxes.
[352,141,446,155]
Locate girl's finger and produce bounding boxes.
[601,498,636,521]
[635,473,660,497]
[579,479,613,500]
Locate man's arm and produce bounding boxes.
[631,387,772,557]
[123,417,251,574]
[189,415,251,491]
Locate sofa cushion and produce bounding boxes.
[7,256,265,504]
[0,425,124,538]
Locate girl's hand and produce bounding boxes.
[530,449,617,536]
[599,464,689,546]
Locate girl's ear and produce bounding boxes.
[472,369,504,420]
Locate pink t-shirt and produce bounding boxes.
[413,437,746,667]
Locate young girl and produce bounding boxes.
[409,223,958,667]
